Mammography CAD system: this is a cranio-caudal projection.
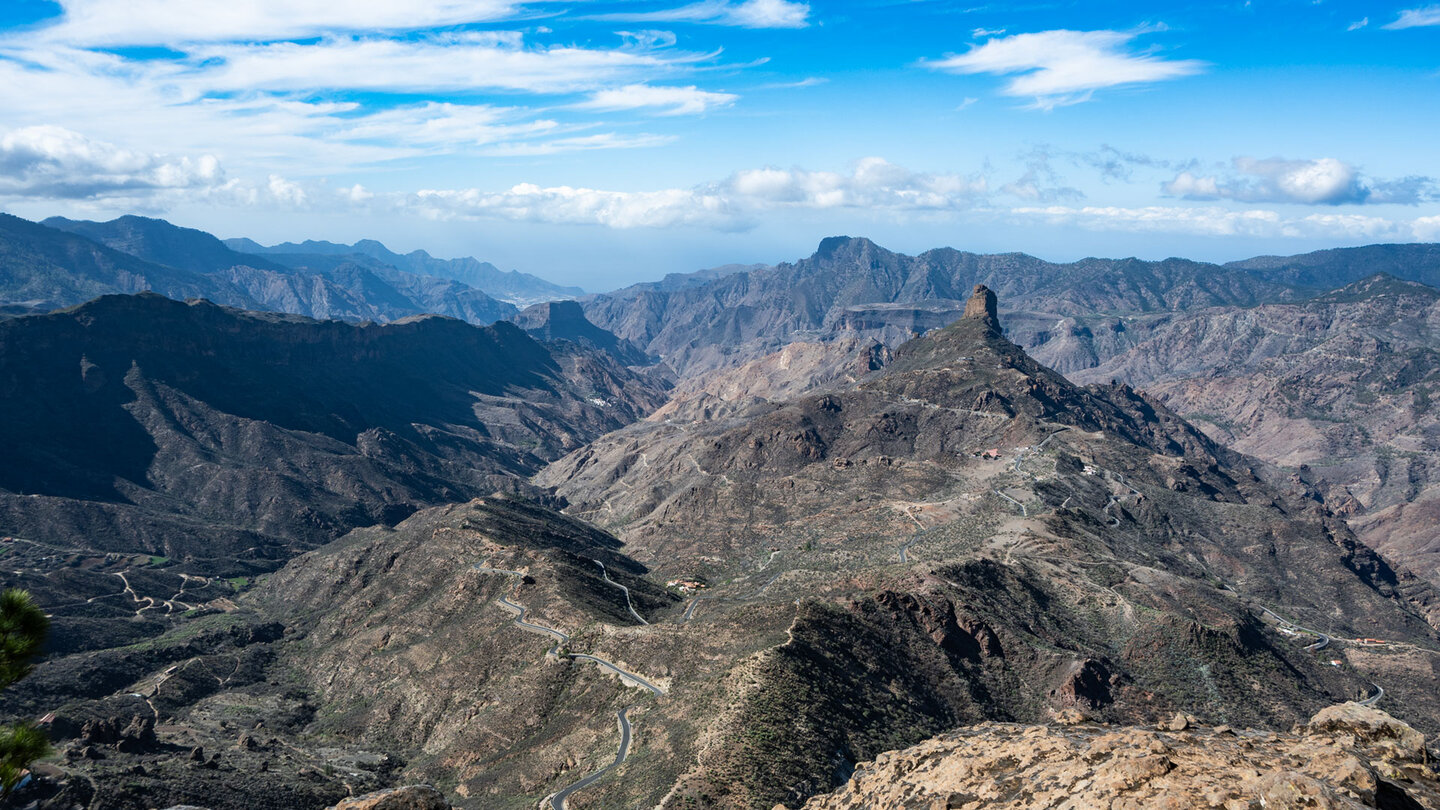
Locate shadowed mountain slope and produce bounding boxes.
[0,292,667,568]
[514,299,654,366]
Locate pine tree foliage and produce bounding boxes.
[0,589,50,799]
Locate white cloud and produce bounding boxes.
[0,147,991,228]
[1246,157,1360,204]
[1414,216,1440,241]
[0,125,325,213]
[1014,204,1283,236]
[400,157,988,228]
[480,132,678,156]
[591,0,811,29]
[925,29,1204,109]
[1289,213,1402,239]
[1384,5,1440,29]
[1163,157,1435,205]
[1347,17,1369,30]
[393,167,1437,238]
[327,102,560,147]
[1010,204,1427,241]
[191,34,703,95]
[36,0,522,45]
[616,30,680,49]
[724,0,810,28]
[266,174,307,206]
[341,184,374,203]
[575,84,738,115]
[0,125,224,198]
[724,158,987,209]
[759,77,827,89]
[410,184,737,228]
[0,27,731,174]
[1164,172,1222,199]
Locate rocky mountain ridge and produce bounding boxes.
[513,299,654,367]
[1228,242,1440,289]
[580,237,1440,381]
[579,236,1312,377]
[0,213,237,315]
[41,215,517,324]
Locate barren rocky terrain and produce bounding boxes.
[0,292,667,694]
[6,242,1440,810]
[50,285,1420,809]
[1064,274,1440,588]
[802,702,1440,810]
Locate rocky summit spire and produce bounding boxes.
[962,284,1000,333]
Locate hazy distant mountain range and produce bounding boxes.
[581,235,1440,377]
[0,213,589,324]
[225,235,585,306]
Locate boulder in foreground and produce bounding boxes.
[802,703,1438,809]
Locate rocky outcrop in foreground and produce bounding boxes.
[801,703,1438,809]
[328,785,451,810]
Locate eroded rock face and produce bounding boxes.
[800,703,1439,810]
[327,785,450,810]
[1308,702,1428,761]
[962,284,1000,334]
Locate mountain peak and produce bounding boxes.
[813,235,880,260]
[513,299,651,365]
[962,283,1000,333]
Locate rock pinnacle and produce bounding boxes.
[962,284,1000,333]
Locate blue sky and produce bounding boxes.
[1,0,1438,289]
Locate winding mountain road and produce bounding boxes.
[547,707,636,810]
[992,489,1028,517]
[495,594,569,656]
[898,525,944,564]
[474,564,665,809]
[1102,496,1120,527]
[682,596,709,622]
[1250,602,1380,706]
[1255,604,1333,655]
[570,654,665,695]
[897,536,920,563]
[593,559,649,625]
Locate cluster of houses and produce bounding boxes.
[666,579,706,594]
